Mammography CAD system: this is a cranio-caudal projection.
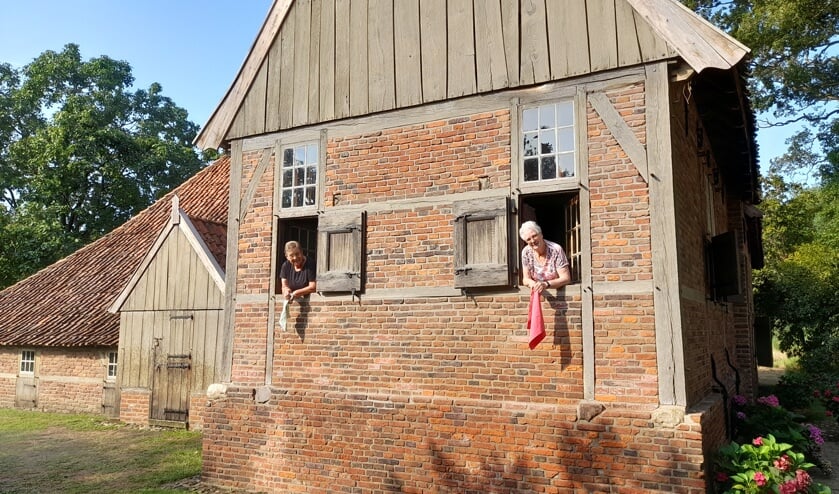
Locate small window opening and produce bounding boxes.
[107,352,118,380]
[519,192,581,283]
[20,350,35,375]
[276,217,318,293]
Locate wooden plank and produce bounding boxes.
[349,0,369,115]
[318,0,336,121]
[368,0,396,112]
[191,312,205,393]
[173,229,190,310]
[204,310,221,384]
[546,0,589,78]
[646,62,685,406]
[633,8,673,62]
[334,0,351,118]
[589,91,648,182]
[615,0,643,67]
[219,140,243,383]
[394,0,422,107]
[308,0,322,123]
[239,147,274,221]
[500,0,519,85]
[447,0,476,98]
[576,86,595,401]
[586,0,618,73]
[165,233,178,309]
[279,9,296,129]
[520,0,550,85]
[419,0,447,102]
[243,59,268,136]
[265,34,283,133]
[474,0,509,91]
[292,0,312,126]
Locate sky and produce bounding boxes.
[1,0,273,130]
[0,0,793,170]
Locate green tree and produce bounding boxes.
[0,44,215,289]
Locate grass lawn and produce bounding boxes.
[0,409,201,493]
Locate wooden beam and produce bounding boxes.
[588,91,649,182]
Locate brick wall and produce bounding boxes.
[0,346,113,414]
[120,388,150,425]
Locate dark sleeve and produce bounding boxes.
[306,258,317,282]
[279,261,291,281]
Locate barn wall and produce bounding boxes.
[0,346,115,415]
[117,225,226,428]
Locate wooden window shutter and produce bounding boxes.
[316,210,365,292]
[453,196,511,288]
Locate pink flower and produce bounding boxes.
[757,395,780,407]
[825,389,833,398]
[827,410,834,417]
[752,436,764,446]
[732,395,748,406]
[774,454,792,471]
[736,411,747,421]
[754,471,767,487]
[779,480,798,494]
[715,471,729,482]
[795,469,811,488]
[833,396,839,403]
[807,424,825,445]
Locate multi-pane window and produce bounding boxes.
[280,143,318,209]
[564,195,582,281]
[107,352,118,380]
[522,100,575,182]
[20,350,35,375]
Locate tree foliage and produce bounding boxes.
[0,44,215,289]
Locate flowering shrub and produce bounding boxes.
[714,434,830,493]
[731,394,815,455]
[813,381,839,423]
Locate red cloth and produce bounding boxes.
[527,290,546,349]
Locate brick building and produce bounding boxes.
[193,0,762,491]
[0,158,229,426]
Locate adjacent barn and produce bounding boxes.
[0,157,229,429]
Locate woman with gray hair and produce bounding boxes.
[280,241,317,301]
[519,221,571,293]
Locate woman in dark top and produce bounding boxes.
[280,241,317,301]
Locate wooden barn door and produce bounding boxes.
[150,312,193,427]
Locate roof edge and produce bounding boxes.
[194,0,292,151]
[627,0,749,72]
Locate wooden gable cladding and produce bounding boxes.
[223,0,677,142]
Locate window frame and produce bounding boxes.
[19,350,35,376]
[516,91,581,196]
[276,137,324,217]
[106,351,118,381]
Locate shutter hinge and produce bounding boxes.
[454,267,472,275]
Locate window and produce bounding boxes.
[280,143,319,209]
[20,350,34,375]
[276,217,319,294]
[107,352,118,380]
[316,210,366,292]
[522,100,576,182]
[519,193,582,283]
[452,196,512,288]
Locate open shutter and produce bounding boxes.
[316,210,365,292]
[453,196,511,288]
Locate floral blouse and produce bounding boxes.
[521,239,569,282]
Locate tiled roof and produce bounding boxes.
[0,156,230,347]
[190,217,227,271]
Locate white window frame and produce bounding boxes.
[519,98,578,190]
[278,140,321,214]
[106,351,118,381]
[19,350,35,375]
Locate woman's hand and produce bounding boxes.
[531,280,549,293]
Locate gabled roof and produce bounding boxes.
[108,196,227,313]
[195,0,749,151]
[0,156,230,347]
